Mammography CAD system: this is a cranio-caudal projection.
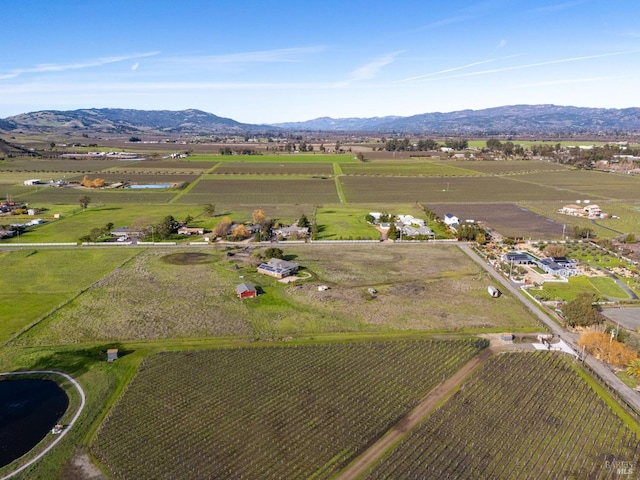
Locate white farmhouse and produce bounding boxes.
[444,213,459,226]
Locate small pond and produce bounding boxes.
[0,379,69,468]
[126,184,172,189]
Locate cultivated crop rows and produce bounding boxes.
[93,339,487,479]
[339,176,570,204]
[366,351,640,479]
[214,162,334,175]
[181,178,339,205]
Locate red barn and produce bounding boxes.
[235,282,257,299]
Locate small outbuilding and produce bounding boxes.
[500,333,514,343]
[488,286,501,298]
[235,282,258,299]
[106,349,119,362]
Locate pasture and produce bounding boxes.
[0,248,136,343]
[92,339,486,480]
[366,351,640,479]
[314,205,386,240]
[11,245,542,346]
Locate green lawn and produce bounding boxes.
[588,276,630,298]
[0,249,137,343]
[315,206,381,240]
[535,275,630,302]
[536,276,599,302]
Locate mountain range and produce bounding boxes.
[2,105,640,136]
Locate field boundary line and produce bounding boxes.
[335,346,498,480]
[334,171,347,204]
[168,163,219,203]
[0,370,86,480]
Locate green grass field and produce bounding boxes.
[588,276,630,298]
[0,249,137,343]
[314,206,381,240]
[533,275,629,302]
[10,245,542,347]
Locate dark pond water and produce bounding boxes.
[0,379,69,468]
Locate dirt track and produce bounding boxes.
[336,346,498,480]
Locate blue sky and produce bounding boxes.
[2,0,640,123]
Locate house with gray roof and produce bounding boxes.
[257,258,300,278]
[537,257,579,277]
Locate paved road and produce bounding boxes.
[459,244,640,414]
[0,370,86,480]
[591,218,625,235]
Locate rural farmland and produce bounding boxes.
[92,340,487,480]
[1,148,640,479]
[10,245,542,346]
[366,352,640,479]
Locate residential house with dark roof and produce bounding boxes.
[257,258,300,278]
[537,257,579,277]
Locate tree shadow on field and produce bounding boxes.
[93,206,122,212]
[23,343,134,377]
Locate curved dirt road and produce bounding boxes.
[0,370,86,480]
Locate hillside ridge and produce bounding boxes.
[3,104,640,135]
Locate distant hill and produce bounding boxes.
[2,105,640,136]
[273,105,640,135]
[1,108,275,135]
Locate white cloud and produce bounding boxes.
[418,15,473,30]
[531,1,586,14]
[407,51,639,82]
[345,52,402,83]
[131,62,140,71]
[162,46,326,66]
[399,55,516,83]
[0,52,160,80]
